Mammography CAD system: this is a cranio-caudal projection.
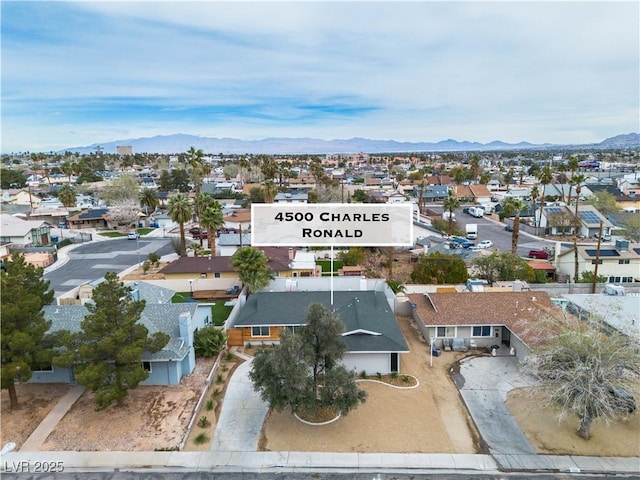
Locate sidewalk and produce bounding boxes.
[19,385,85,451]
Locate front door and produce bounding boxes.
[390,353,399,373]
[501,327,511,348]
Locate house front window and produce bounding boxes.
[472,325,492,337]
[436,326,456,337]
[252,326,270,337]
[142,361,152,372]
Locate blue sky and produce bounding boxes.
[2,1,638,153]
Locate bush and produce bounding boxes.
[197,416,211,428]
[225,350,234,362]
[147,252,160,267]
[359,370,367,378]
[193,326,226,357]
[216,373,224,384]
[142,260,151,274]
[56,238,73,248]
[212,388,221,397]
[206,399,214,411]
[376,372,382,379]
[193,433,209,445]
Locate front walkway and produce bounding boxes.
[20,385,85,451]
[210,352,269,452]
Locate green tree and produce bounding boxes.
[442,192,460,236]
[194,326,227,357]
[139,188,159,217]
[351,189,368,203]
[249,304,367,418]
[0,168,27,188]
[577,271,607,284]
[502,197,527,255]
[1,253,55,408]
[620,213,640,242]
[54,272,169,411]
[523,313,639,440]
[537,166,554,225]
[585,191,619,216]
[200,201,225,252]
[231,247,274,294]
[168,193,192,256]
[472,251,536,285]
[101,174,139,205]
[57,184,77,208]
[336,247,366,266]
[248,186,266,204]
[410,252,468,284]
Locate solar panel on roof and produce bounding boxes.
[547,207,563,214]
[585,249,619,257]
[578,211,601,223]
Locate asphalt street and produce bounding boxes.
[44,236,175,296]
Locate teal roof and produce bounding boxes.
[233,291,408,353]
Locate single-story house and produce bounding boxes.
[30,301,213,386]
[0,213,53,247]
[408,290,564,361]
[229,290,410,374]
[66,208,111,230]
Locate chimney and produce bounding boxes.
[288,248,295,261]
[179,310,193,347]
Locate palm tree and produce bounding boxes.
[231,246,274,296]
[57,184,77,208]
[537,166,553,227]
[503,197,526,255]
[168,193,192,257]
[186,146,210,229]
[200,201,225,253]
[442,192,460,236]
[566,156,580,206]
[571,173,586,283]
[530,185,539,233]
[139,188,159,222]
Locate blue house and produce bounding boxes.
[30,285,215,385]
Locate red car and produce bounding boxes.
[528,249,549,259]
[192,231,208,240]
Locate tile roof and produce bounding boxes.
[408,291,563,348]
[234,290,409,353]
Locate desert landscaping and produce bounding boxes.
[2,315,639,457]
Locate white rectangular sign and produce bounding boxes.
[251,203,413,246]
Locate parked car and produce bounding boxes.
[192,231,208,239]
[189,226,202,235]
[528,249,549,259]
[127,231,140,240]
[149,221,159,228]
[477,240,493,249]
[450,236,474,249]
[504,224,513,232]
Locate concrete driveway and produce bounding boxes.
[454,355,537,456]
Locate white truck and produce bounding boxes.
[465,223,478,240]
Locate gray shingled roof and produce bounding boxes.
[43,303,197,361]
[233,291,408,353]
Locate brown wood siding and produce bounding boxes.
[227,328,244,347]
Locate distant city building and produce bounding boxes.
[117,145,133,156]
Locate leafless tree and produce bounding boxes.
[522,310,639,440]
[107,200,140,230]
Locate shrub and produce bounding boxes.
[222,364,229,372]
[197,416,211,428]
[206,399,214,411]
[147,252,160,267]
[402,375,410,383]
[193,326,226,358]
[225,350,234,362]
[376,372,382,379]
[142,260,151,274]
[193,433,209,445]
[216,373,224,384]
[212,388,221,397]
[359,370,367,378]
[390,371,398,379]
[56,238,73,248]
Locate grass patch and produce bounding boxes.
[138,227,154,235]
[99,231,125,238]
[316,260,343,274]
[171,295,232,325]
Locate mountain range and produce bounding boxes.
[63,133,640,155]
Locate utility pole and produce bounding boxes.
[592,222,603,294]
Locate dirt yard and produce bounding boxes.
[260,315,481,453]
[507,387,640,457]
[1,357,215,451]
[4,315,639,456]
